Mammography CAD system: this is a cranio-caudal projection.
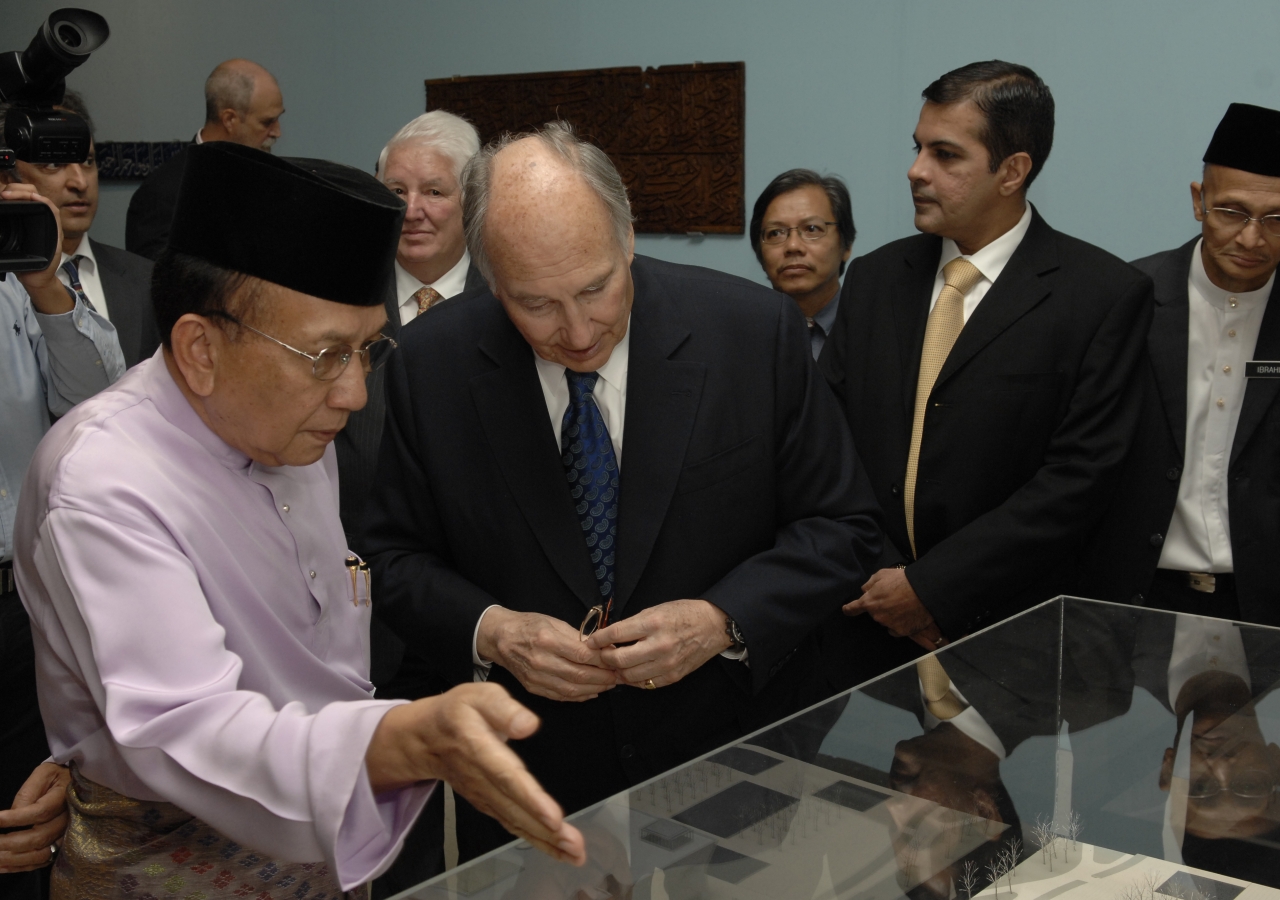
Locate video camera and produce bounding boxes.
[0,8,108,274]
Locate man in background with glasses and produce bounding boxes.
[14,142,585,898]
[1083,103,1280,626]
[749,169,855,359]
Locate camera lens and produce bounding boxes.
[0,222,19,254]
[54,22,86,50]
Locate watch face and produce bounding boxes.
[727,618,744,647]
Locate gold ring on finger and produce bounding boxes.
[643,678,656,690]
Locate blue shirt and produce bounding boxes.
[0,272,125,561]
[809,292,840,360]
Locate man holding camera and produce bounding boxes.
[0,179,125,896]
[0,91,160,369]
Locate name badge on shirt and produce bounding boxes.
[1246,361,1280,378]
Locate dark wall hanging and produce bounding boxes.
[97,140,189,180]
[426,61,745,235]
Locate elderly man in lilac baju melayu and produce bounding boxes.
[14,142,584,900]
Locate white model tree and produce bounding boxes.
[985,856,1005,898]
[1003,837,1022,891]
[1031,815,1056,871]
[958,860,979,899]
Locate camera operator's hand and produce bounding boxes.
[0,183,73,314]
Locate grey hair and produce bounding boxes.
[376,109,480,184]
[204,66,255,122]
[462,121,634,285]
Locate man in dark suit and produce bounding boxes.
[336,110,485,539]
[360,122,881,860]
[0,91,159,367]
[818,61,1153,683]
[1081,104,1280,626]
[347,108,486,900]
[125,59,283,261]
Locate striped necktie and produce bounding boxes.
[61,255,97,311]
[903,257,983,556]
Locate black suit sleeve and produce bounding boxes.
[703,297,883,690]
[908,274,1155,634]
[359,345,501,686]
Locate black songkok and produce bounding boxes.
[1203,103,1280,178]
[168,142,405,306]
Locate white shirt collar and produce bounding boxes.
[937,202,1034,285]
[531,315,631,393]
[1189,238,1274,311]
[60,234,96,272]
[395,250,472,308]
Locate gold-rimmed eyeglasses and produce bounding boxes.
[579,597,614,641]
[1201,197,1280,238]
[760,221,838,245]
[209,311,397,381]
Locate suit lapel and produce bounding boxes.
[613,267,705,612]
[1231,274,1280,466]
[381,280,401,338]
[470,321,600,607]
[90,240,140,361]
[463,261,487,293]
[895,236,941,422]
[1147,241,1196,459]
[934,210,1057,390]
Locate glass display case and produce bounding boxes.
[391,598,1280,899]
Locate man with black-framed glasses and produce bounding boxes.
[13,141,585,898]
[749,169,855,359]
[1083,103,1280,626]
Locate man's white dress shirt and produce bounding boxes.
[1159,241,1273,574]
[394,251,472,326]
[930,204,1033,322]
[57,236,108,322]
[471,323,631,677]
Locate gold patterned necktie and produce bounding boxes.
[917,653,966,720]
[413,285,444,316]
[903,257,984,556]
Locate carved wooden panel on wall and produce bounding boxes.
[426,62,744,234]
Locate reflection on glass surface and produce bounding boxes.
[392,599,1280,899]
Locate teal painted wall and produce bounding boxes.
[4,0,1278,284]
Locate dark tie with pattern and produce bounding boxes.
[561,370,620,601]
[61,255,96,311]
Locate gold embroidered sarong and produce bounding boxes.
[53,765,369,900]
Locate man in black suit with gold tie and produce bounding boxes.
[819,61,1153,684]
[361,122,882,859]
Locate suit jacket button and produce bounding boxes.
[1166,467,1180,481]
[1132,593,1145,605]
[620,744,635,759]
[890,483,901,497]
[1149,533,1164,548]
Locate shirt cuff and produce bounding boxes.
[472,604,501,683]
[720,646,749,665]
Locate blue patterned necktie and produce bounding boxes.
[561,370,620,601]
[60,255,96,311]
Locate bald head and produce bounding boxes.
[202,59,284,152]
[463,125,636,372]
[484,139,616,281]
